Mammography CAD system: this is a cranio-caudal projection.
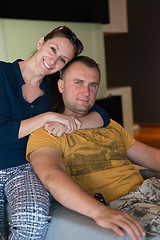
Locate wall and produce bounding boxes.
[105,0,160,123]
[0,18,107,99]
[103,0,128,34]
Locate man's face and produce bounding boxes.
[58,62,100,116]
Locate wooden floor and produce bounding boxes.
[134,123,160,149]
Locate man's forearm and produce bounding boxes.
[43,168,103,219]
[30,149,103,219]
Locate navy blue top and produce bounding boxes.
[0,60,110,170]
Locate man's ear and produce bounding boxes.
[37,37,45,50]
[57,79,64,93]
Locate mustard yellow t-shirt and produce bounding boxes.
[26,119,144,203]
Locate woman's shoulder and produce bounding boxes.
[0,59,15,72]
[0,59,22,81]
[0,60,9,69]
[0,60,13,66]
[0,61,11,81]
[0,59,21,70]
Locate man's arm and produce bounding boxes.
[126,140,160,171]
[30,147,145,240]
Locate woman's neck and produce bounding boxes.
[19,58,43,87]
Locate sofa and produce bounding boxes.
[3,199,144,240]
[3,168,160,240]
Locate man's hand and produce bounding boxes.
[92,206,146,240]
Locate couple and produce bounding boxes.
[26,55,160,240]
[0,26,110,239]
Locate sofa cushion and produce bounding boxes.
[45,200,146,240]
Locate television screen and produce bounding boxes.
[96,96,123,127]
[0,0,109,24]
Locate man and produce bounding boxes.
[26,56,160,240]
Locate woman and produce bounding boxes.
[0,26,109,239]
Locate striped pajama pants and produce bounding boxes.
[0,163,51,240]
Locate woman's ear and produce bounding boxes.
[37,37,45,50]
[57,79,64,93]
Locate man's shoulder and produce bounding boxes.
[109,119,122,127]
[30,127,52,138]
[30,127,63,143]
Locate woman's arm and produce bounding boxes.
[0,81,80,141]
[18,112,81,139]
[19,102,110,139]
[44,103,110,137]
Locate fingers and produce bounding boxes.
[95,208,145,240]
[64,116,81,134]
[111,224,125,238]
[74,118,81,130]
[44,122,67,137]
[112,218,145,240]
[123,212,146,239]
[65,116,76,134]
[48,113,81,134]
[51,126,65,137]
[45,114,81,136]
[44,122,53,134]
[111,213,145,240]
[45,120,79,137]
[54,114,81,134]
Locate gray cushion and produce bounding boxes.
[45,200,146,240]
[4,200,146,240]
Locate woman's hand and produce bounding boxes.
[45,113,81,136]
[44,122,66,137]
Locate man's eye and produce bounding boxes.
[90,83,97,88]
[51,47,56,53]
[75,81,82,85]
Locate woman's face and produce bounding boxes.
[36,37,75,76]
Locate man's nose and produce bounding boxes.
[83,85,90,95]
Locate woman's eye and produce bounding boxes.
[60,57,66,64]
[51,47,56,53]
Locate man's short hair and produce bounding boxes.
[61,56,101,80]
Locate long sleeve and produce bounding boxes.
[0,74,21,144]
[0,60,52,170]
